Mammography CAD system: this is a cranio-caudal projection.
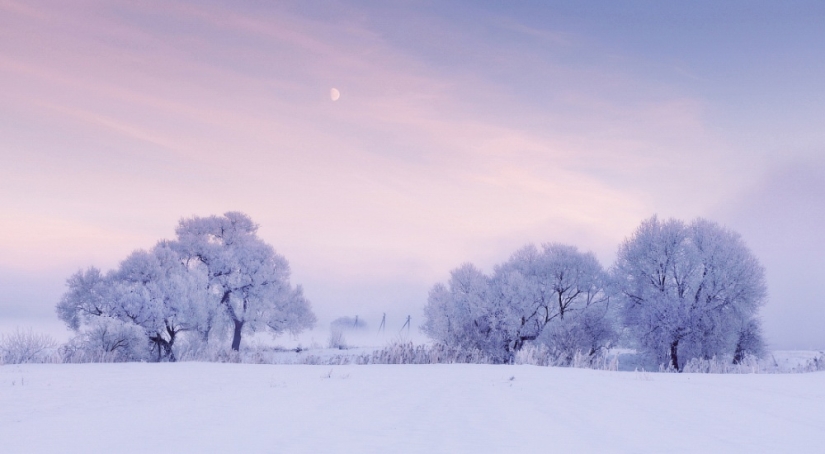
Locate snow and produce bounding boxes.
[2,363,824,453]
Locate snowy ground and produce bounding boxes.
[2,363,824,453]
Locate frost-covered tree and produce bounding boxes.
[493,244,614,356]
[111,243,208,361]
[422,244,615,362]
[174,212,316,351]
[613,216,766,371]
[57,266,115,333]
[57,212,315,359]
[56,243,208,361]
[57,266,150,361]
[422,263,506,358]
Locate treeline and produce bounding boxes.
[423,217,766,371]
[51,212,766,371]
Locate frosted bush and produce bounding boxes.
[294,342,619,368]
[60,317,148,363]
[174,336,225,362]
[680,355,764,374]
[794,352,825,373]
[365,342,494,365]
[295,343,495,366]
[515,344,618,371]
[0,328,59,364]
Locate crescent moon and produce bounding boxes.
[330,88,340,101]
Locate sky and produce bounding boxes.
[1,0,823,349]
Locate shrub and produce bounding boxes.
[60,318,148,363]
[680,355,763,374]
[514,344,618,370]
[0,328,59,364]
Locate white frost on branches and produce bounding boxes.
[174,212,315,351]
[56,212,316,360]
[422,244,616,362]
[613,216,767,371]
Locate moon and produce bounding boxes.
[330,88,340,101]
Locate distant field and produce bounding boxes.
[2,362,824,453]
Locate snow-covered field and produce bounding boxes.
[2,363,824,453]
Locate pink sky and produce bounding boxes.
[2,1,824,348]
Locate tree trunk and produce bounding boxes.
[231,319,244,351]
[733,340,745,364]
[166,329,177,362]
[149,335,176,362]
[670,339,680,372]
